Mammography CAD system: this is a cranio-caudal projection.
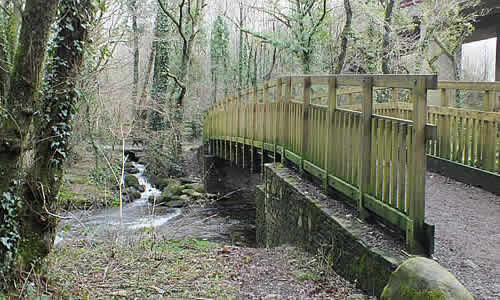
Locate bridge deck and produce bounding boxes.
[426,171,500,300]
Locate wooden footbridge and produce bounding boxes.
[203,74,500,255]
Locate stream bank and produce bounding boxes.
[56,157,257,247]
[20,145,373,299]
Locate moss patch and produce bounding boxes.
[400,286,446,300]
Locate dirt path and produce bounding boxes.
[426,172,500,300]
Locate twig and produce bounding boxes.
[216,188,245,201]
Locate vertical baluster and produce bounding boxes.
[301,77,312,172]
[384,119,392,203]
[324,79,336,191]
[359,78,373,217]
[376,119,384,200]
[398,124,407,212]
[370,118,377,195]
[390,121,398,208]
[484,90,497,171]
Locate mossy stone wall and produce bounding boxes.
[256,163,400,296]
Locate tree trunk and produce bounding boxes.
[131,0,140,117]
[0,0,59,280]
[335,0,352,74]
[20,0,94,268]
[137,19,159,122]
[0,4,21,99]
[382,0,395,74]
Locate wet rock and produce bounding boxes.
[205,193,217,199]
[166,179,184,195]
[184,183,204,193]
[182,188,203,199]
[124,174,140,189]
[153,177,171,190]
[165,200,187,208]
[347,295,368,300]
[179,177,197,184]
[178,195,190,203]
[137,184,145,193]
[126,190,141,201]
[122,187,141,202]
[126,167,139,174]
[381,257,474,300]
[124,162,140,174]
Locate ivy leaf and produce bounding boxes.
[1,237,12,249]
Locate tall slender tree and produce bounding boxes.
[0,0,59,283]
[210,16,230,103]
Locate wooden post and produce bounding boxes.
[301,77,312,172]
[440,88,451,159]
[408,79,427,253]
[348,93,355,105]
[284,77,292,159]
[223,98,228,160]
[262,83,269,174]
[230,97,234,164]
[484,90,497,171]
[251,86,258,173]
[275,79,282,163]
[324,78,337,191]
[359,78,373,218]
[236,93,241,166]
[391,88,399,103]
[241,91,246,169]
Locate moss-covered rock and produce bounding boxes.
[124,174,140,189]
[126,190,142,201]
[381,257,473,300]
[184,183,204,193]
[166,179,184,195]
[154,178,172,190]
[179,177,197,184]
[166,200,187,208]
[182,188,203,199]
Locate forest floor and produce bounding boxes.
[24,237,371,299]
[16,143,372,299]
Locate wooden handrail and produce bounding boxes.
[205,74,442,254]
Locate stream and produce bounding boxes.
[55,162,256,247]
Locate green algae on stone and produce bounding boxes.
[381,257,473,300]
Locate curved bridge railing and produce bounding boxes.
[204,74,440,254]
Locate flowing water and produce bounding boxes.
[55,162,256,247]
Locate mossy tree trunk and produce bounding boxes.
[0,0,59,282]
[0,2,21,100]
[19,0,95,268]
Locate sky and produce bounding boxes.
[462,37,496,81]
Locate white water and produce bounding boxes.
[55,162,182,246]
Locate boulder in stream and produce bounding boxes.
[182,188,203,199]
[166,179,184,195]
[124,174,140,189]
[184,183,205,193]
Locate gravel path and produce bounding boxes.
[426,172,500,300]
